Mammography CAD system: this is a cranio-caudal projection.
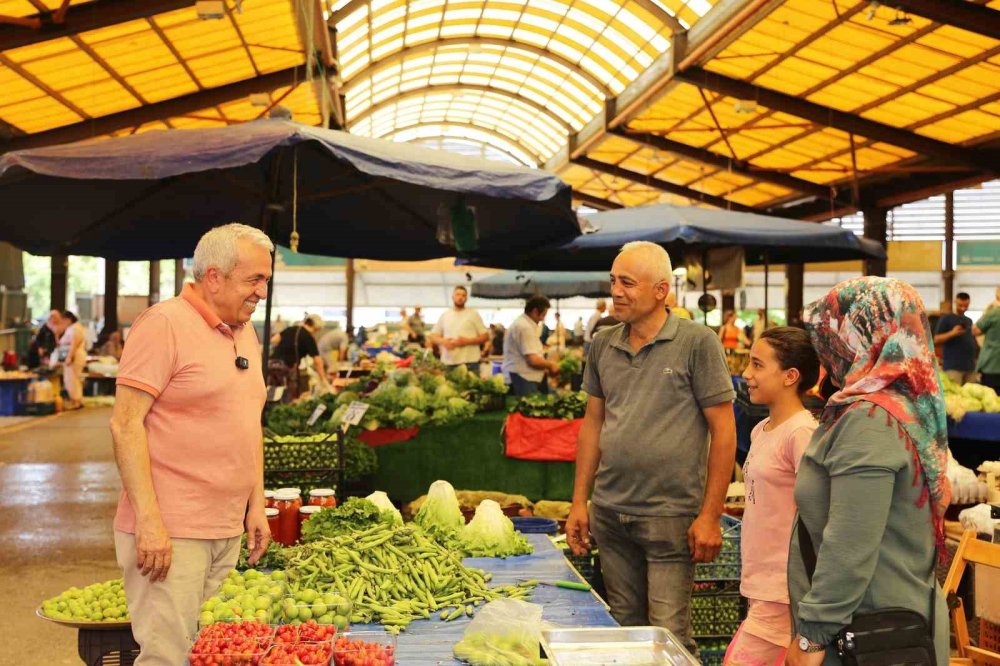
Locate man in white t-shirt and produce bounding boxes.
[503,295,559,396]
[584,299,608,346]
[430,286,489,372]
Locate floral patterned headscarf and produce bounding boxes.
[804,277,950,553]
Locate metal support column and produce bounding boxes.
[862,207,889,277]
[149,260,161,306]
[50,254,68,311]
[786,263,804,326]
[104,259,119,335]
[943,191,955,307]
[174,259,185,296]
[345,259,356,333]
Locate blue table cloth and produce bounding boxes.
[948,412,1000,442]
[353,534,617,665]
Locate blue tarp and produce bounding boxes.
[948,412,1000,442]
[472,271,611,299]
[465,202,886,270]
[353,534,617,665]
[0,120,578,261]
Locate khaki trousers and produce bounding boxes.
[115,530,240,665]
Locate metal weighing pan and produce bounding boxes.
[541,626,700,666]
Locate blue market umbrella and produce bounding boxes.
[472,271,610,299]
[0,120,578,261]
[464,202,885,270]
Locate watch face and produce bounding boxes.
[799,637,810,651]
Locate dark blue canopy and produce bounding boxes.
[465,202,885,270]
[0,120,578,261]
[472,271,610,299]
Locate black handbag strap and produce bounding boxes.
[796,516,935,640]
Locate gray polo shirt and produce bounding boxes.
[583,314,735,516]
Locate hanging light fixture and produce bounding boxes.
[888,7,912,25]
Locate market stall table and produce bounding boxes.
[352,533,617,665]
[948,413,1000,470]
[0,373,35,415]
[371,412,576,503]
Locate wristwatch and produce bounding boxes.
[798,635,826,653]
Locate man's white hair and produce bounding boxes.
[618,241,673,283]
[193,223,274,281]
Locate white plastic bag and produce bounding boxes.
[453,599,548,666]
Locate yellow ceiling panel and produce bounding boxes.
[126,68,200,103]
[3,35,78,62]
[60,78,140,114]
[250,48,304,72]
[791,163,845,185]
[0,0,40,18]
[0,96,82,133]
[915,29,993,59]
[863,95,953,127]
[707,170,755,189]
[561,164,599,184]
[185,51,257,87]
[920,110,1000,144]
[725,186,783,207]
[656,160,712,183]
[619,151,674,176]
[77,17,149,44]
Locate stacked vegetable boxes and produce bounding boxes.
[693,515,743,665]
[263,432,339,493]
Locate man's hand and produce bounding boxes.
[245,508,271,566]
[687,513,722,563]
[135,516,172,583]
[441,338,457,350]
[951,324,965,337]
[565,503,591,556]
[548,361,560,375]
[785,641,825,666]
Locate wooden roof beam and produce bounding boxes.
[0,0,194,51]
[573,156,760,213]
[2,65,306,152]
[674,67,999,172]
[892,0,1000,41]
[609,127,832,198]
[573,191,625,210]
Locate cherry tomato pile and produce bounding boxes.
[261,642,333,665]
[333,636,395,666]
[272,621,337,645]
[189,621,274,666]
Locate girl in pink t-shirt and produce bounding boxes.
[725,327,820,666]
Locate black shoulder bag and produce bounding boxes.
[798,517,937,665]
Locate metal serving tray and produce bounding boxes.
[541,626,700,666]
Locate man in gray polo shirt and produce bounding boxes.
[566,241,736,653]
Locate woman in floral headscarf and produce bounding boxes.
[785,277,949,666]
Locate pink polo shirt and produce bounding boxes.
[740,409,817,603]
[114,284,266,539]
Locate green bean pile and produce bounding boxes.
[284,523,536,630]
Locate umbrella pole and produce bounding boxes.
[260,154,285,376]
[702,250,708,325]
[764,251,770,329]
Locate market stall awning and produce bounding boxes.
[0,119,579,261]
[464,202,886,271]
[471,271,611,300]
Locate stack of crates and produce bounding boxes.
[693,515,744,665]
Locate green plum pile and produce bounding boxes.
[279,587,353,629]
[199,569,289,626]
[40,579,129,623]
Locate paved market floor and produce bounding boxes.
[1,407,121,665]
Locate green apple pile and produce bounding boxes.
[280,587,353,630]
[199,569,288,627]
[41,579,129,623]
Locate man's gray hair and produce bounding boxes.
[619,241,673,283]
[193,223,274,281]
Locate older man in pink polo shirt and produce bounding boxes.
[110,223,273,664]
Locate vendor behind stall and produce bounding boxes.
[269,315,328,399]
[26,309,60,368]
[503,295,559,396]
[318,322,349,366]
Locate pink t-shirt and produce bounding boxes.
[114,284,266,539]
[740,409,817,603]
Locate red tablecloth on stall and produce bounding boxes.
[503,412,581,462]
[359,426,420,447]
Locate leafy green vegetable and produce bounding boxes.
[414,480,465,540]
[458,500,533,558]
[299,497,389,542]
[510,390,587,420]
[236,534,289,570]
[557,355,582,384]
[365,491,403,526]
